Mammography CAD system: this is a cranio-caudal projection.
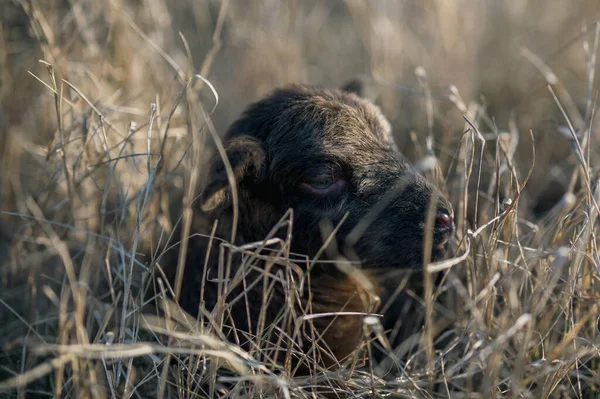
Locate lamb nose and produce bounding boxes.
[435,210,454,230]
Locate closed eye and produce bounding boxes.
[300,164,346,196]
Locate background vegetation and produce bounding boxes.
[1,0,600,397]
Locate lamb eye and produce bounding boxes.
[308,175,334,189]
[300,165,345,195]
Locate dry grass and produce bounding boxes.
[1,0,600,397]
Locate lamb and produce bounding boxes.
[159,83,454,373]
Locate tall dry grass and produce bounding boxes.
[1,0,599,397]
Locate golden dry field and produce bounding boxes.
[1,1,600,398]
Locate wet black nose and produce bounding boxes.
[435,210,454,231]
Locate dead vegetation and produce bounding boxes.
[1,0,600,398]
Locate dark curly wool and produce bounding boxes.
[160,84,454,372]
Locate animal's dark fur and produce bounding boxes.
[159,84,454,372]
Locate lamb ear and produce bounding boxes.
[341,75,379,103]
[341,77,367,97]
[200,135,265,212]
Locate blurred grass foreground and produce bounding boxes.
[1,1,600,398]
